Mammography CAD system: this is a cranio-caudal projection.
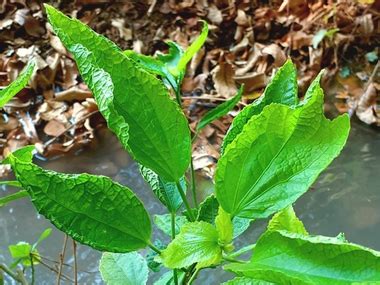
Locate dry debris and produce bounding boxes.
[0,0,379,178]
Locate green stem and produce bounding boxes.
[0,190,28,207]
[187,267,200,285]
[148,242,162,255]
[176,181,195,221]
[223,256,247,264]
[0,263,19,282]
[227,244,256,258]
[189,158,198,209]
[171,212,179,285]
[29,254,35,285]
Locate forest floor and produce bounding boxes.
[0,0,379,177]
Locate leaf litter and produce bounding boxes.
[0,0,378,178]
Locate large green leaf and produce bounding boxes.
[139,166,185,212]
[222,60,298,152]
[7,147,151,252]
[225,230,380,284]
[159,221,222,269]
[45,5,191,182]
[197,85,243,131]
[0,60,35,108]
[267,206,308,235]
[100,252,149,285]
[216,83,350,218]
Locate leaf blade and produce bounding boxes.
[225,231,380,284]
[8,149,151,252]
[45,5,191,182]
[216,85,350,218]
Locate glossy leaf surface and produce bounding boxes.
[222,60,298,152]
[216,84,350,218]
[45,5,191,182]
[226,231,380,284]
[0,60,35,108]
[8,147,151,252]
[159,221,221,269]
[267,206,308,235]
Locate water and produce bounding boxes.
[1,117,379,284]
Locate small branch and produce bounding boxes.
[171,212,178,285]
[365,60,380,90]
[227,244,256,259]
[29,254,35,285]
[38,259,73,282]
[189,159,198,209]
[0,263,22,282]
[0,190,29,207]
[56,234,68,285]
[72,240,78,285]
[176,181,195,221]
[187,267,200,285]
[148,242,162,255]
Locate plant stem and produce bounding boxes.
[223,256,247,264]
[227,244,256,258]
[56,234,68,285]
[72,240,78,285]
[187,267,200,285]
[189,158,198,209]
[29,254,35,285]
[171,212,179,285]
[148,242,162,254]
[0,263,20,282]
[0,190,28,207]
[176,181,195,221]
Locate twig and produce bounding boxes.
[16,268,29,285]
[148,242,162,255]
[56,234,68,285]
[147,0,157,16]
[365,60,380,90]
[38,259,73,282]
[29,254,35,285]
[171,212,178,285]
[0,263,22,282]
[72,239,78,285]
[43,110,99,148]
[176,181,195,221]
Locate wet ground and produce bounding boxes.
[1,114,379,284]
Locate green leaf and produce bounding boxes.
[197,194,219,223]
[139,166,185,212]
[154,214,188,236]
[2,145,35,164]
[159,221,222,269]
[225,230,380,284]
[0,60,35,108]
[197,85,243,131]
[222,60,298,152]
[197,195,251,239]
[176,21,208,75]
[33,228,52,250]
[267,206,308,235]
[232,217,251,239]
[223,277,275,285]
[100,252,148,285]
[8,153,151,252]
[45,5,191,182]
[216,83,350,218]
[215,207,234,252]
[9,242,31,259]
[123,49,178,90]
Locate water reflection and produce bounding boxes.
[0,119,379,284]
